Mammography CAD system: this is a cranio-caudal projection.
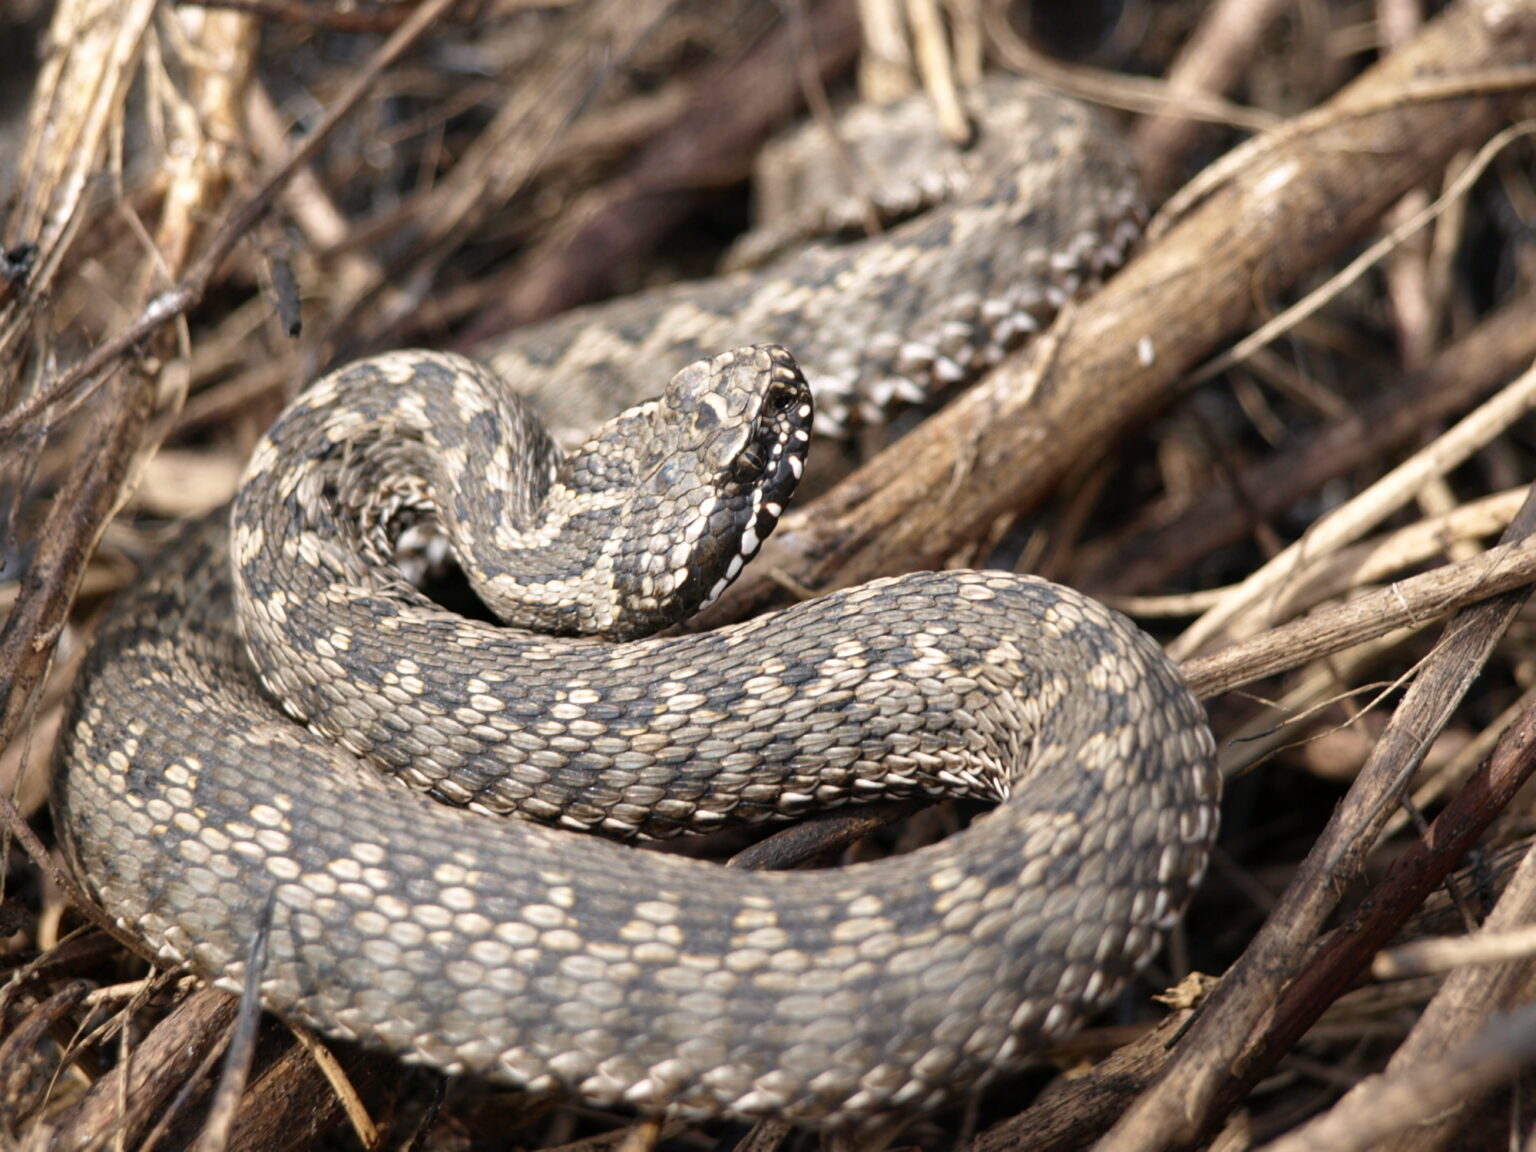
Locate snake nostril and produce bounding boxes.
[766,379,802,416]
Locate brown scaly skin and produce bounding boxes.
[482,79,1144,443]
[54,84,1216,1129]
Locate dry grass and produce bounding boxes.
[4,0,1536,1149]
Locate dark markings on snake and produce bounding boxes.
[54,84,1218,1128]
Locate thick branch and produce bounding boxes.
[705,0,1536,627]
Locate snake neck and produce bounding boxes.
[233,346,811,646]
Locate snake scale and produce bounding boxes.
[53,81,1221,1126]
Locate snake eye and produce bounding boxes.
[731,440,768,482]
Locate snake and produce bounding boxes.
[52,80,1221,1127]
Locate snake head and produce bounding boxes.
[661,344,812,610]
[563,344,812,640]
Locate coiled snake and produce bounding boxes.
[54,83,1221,1126]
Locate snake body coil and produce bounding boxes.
[54,85,1220,1126]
